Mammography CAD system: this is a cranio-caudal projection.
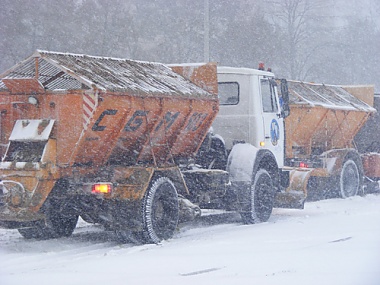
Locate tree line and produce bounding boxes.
[1,0,379,91]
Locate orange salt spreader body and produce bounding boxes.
[281,80,378,200]
[0,51,219,242]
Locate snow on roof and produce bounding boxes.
[0,50,213,98]
[287,80,375,112]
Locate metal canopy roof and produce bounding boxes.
[0,50,213,98]
[287,80,375,112]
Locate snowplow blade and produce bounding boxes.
[274,191,306,209]
[274,169,311,209]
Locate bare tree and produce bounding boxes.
[265,0,330,80]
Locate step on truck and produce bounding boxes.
[0,51,378,243]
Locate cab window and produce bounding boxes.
[218,82,239,105]
[261,79,278,113]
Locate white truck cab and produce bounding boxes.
[213,66,287,167]
[196,65,303,219]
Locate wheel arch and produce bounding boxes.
[227,143,279,187]
[151,167,188,197]
[141,174,179,243]
[322,148,363,177]
[343,150,364,195]
[321,148,364,197]
[253,149,280,191]
[344,150,364,176]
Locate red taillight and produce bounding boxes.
[299,162,308,168]
[92,183,112,194]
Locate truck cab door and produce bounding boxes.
[259,77,285,167]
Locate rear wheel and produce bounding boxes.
[241,169,274,224]
[18,198,78,239]
[18,223,45,239]
[339,159,360,198]
[141,176,179,244]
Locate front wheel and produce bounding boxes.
[240,169,275,224]
[141,176,179,244]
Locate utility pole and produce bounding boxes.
[204,0,210,62]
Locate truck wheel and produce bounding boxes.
[18,199,78,239]
[339,159,360,198]
[141,176,179,244]
[241,169,274,224]
[18,222,45,239]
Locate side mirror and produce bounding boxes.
[280,79,290,118]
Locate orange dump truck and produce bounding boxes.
[0,51,220,243]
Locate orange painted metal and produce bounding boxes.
[281,83,376,204]
[170,63,218,95]
[0,60,219,221]
[362,153,380,177]
[0,90,85,165]
[2,78,45,94]
[0,90,218,165]
[285,104,371,159]
[283,81,375,160]
[0,88,218,168]
[70,92,218,167]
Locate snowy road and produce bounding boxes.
[1,194,380,285]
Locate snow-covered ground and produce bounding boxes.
[1,194,380,285]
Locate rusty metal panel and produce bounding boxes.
[71,92,218,167]
[0,81,218,169]
[2,78,45,94]
[170,63,218,95]
[0,90,87,166]
[0,51,219,167]
[171,97,218,156]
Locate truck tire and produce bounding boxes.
[339,159,361,198]
[241,169,274,224]
[18,199,78,239]
[141,176,179,244]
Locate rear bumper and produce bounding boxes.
[0,206,44,229]
[0,178,44,228]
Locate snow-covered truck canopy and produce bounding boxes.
[284,80,376,158]
[0,51,218,167]
[0,50,214,96]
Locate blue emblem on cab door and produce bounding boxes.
[270,119,280,146]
